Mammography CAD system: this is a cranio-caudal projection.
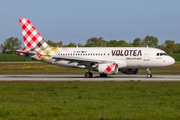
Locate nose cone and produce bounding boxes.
[169,57,175,65]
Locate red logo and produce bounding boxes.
[102,63,116,75]
[37,52,42,58]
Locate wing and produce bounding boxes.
[47,55,109,67]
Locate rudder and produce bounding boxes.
[19,18,50,53]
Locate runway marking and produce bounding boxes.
[0,74,180,81]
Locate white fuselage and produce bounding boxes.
[36,47,175,69]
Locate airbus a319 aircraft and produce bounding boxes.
[12,18,175,78]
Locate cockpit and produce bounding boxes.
[156,53,168,56]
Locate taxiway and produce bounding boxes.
[0,74,179,81]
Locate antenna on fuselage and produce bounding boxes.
[147,45,149,48]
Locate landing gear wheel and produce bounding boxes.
[147,74,152,78]
[100,74,107,77]
[146,68,152,78]
[85,72,93,78]
[89,72,93,78]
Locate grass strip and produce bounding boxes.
[0,81,180,120]
[0,62,180,74]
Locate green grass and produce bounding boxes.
[0,81,180,120]
[0,62,180,74]
[168,53,180,61]
[0,54,34,62]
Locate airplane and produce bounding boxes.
[11,18,175,78]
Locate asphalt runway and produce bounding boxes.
[0,74,180,81]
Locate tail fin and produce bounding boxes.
[19,18,50,53]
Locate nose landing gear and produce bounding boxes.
[147,68,152,78]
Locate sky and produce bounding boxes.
[0,0,180,47]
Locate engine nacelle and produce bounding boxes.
[98,63,118,75]
[119,68,139,74]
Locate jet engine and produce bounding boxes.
[98,63,118,75]
[119,68,139,74]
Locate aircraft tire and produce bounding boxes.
[89,72,93,78]
[147,74,152,78]
[85,72,93,78]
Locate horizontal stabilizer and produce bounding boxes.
[6,50,36,55]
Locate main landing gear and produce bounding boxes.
[147,68,152,78]
[85,68,93,78]
[85,72,93,78]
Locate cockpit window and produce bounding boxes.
[163,53,167,56]
[157,53,168,56]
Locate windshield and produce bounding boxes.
[156,53,168,56]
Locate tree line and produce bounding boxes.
[1,35,180,54]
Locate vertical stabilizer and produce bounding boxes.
[19,18,50,53]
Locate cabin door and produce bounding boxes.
[144,49,150,61]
